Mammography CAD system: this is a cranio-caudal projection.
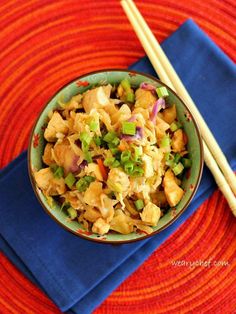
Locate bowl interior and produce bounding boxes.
[29,70,203,243]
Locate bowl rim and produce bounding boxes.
[28,68,204,244]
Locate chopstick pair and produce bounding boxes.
[120,0,236,216]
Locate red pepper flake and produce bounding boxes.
[189,184,195,191]
[76,229,92,236]
[76,80,90,87]
[186,168,191,179]
[33,133,40,148]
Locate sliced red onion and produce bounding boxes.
[121,126,143,141]
[150,98,166,122]
[78,160,88,170]
[136,126,144,138]
[140,82,156,92]
[69,156,80,173]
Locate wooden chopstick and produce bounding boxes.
[121,0,236,215]
[123,0,236,197]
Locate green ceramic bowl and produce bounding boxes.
[28,69,203,244]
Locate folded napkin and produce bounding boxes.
[0,19,236,314]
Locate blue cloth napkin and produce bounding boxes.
[0,19,236,314]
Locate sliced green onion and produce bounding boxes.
[181,158,192,168]
[76,176,95,192]
[103,131,117,143]
[67,207,77,219]
[93,135,102,146]
[131,166,144,177]
[120,78,131,91]
[156,86,169,98]
[80,132,92,145]
[81,141,88,152]
[166,159,175,168]
[104,157,115,167]
[134,146,142,161]
[174,153,181,164]
[111,160,120,168]
[126,92,135,103]
[84,175,96,183]
[121,150,131,163]
[53,166,64,179]
[160,135,171,148]
[111,137,120,146]
[122,121,136,135]
[83,150,92,163]
[65,172,76,189]
[164,152,171,161]
[170,121,182,132]
[124,161,134,174]
[89,120,99,132]
[172,162,184,176]
[110,147,119,155]
[134,199,144,211]
[76,178,89,192]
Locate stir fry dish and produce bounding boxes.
[34,79,191,235]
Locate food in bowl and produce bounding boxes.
[33,77,193,236]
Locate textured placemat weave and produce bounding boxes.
[0,0,235,313]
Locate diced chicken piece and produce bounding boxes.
[92,218,110,235]
[44,112,68,142]
[135,88,157,109]
[142,154,154,178]
[163,169,184,207]
[83,182,103,207]
[34,167,66,196]
[72,112,90,134]
[156,116,170,132]
[53,139,79,175]
[155,126,166,141]
[84,207,102,223]
[100,194,115,222]
[140,202,161,226]
[161,104,177,124]
[82,85,112,113]
[110,210,134,234]
[107,168,130,194]
[84,163,103,181]
[42,143,54,165]
[171,129,186,153]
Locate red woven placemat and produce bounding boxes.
[0,0,235,313]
